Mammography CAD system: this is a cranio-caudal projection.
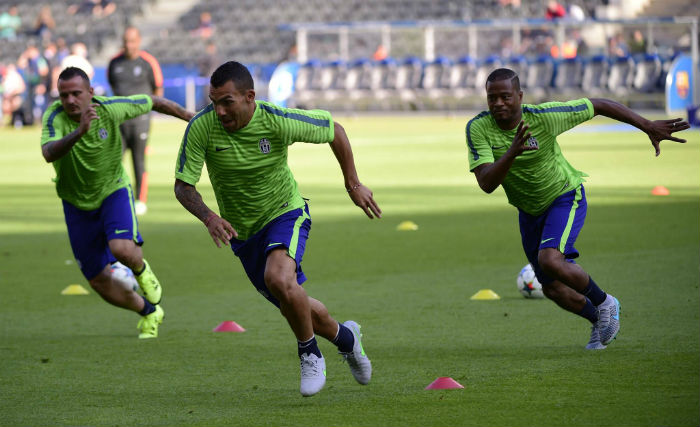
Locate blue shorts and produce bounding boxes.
[63,186,143,280]
[518,185,587,285]
[229,203,311,308]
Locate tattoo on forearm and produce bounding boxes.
[175,183,211,222]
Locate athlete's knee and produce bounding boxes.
[264,270,298,302]
[537,248,565,277]
[109,239,142,266]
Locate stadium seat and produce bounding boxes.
[524,55,554,102]
[581,55,610,96]
[607,55,635,95]
[553,57,584,95]
[632,53,663,93]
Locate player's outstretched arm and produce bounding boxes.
[329,121,382,219]
[590,98,690,157]
[473,121,536,193]
[174,178,238,247]
[150,96,195,122]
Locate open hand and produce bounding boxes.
[646,118,689,156]
[205,213,238,248]
[507,121,537,158]
[348,184,382,219]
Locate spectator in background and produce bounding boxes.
[61,42,94,79]
[55,37,70,63]
[568,4,586,21]
[0,5,21,40]
[192,11,214,39]
[1,63,26,127]
[43,41,61,104]
[17,43,50,125]
[33,6,56,42]
[629,30,647,55]
[499,0,523,17]
[108,26,164,216]
[197,40,221,109]
[372,44,388,61]
[608,33,629,57]
[68,0,116,18]
[545,1,566,20]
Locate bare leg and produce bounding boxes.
[264,249,314,341]
[88,264,145,312]
[309,297,340,341]
[538,247,590,313]
[109,238,144,272]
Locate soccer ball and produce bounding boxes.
[110,262,139,292]
[516,264,544,299]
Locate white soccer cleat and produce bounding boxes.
[299,353,326,397]
[596,294,620,346]
[585,325,607,350]
[340,320,372,385]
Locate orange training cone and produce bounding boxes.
[425,377,464,390]
[651,185,669,196]
[213,321,246,332]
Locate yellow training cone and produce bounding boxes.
[397,221,418,231]
[61,284,89,295]
[470,289,500,300]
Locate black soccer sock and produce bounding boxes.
[331,322,355,353]
[582,276,607,306]
[298,335,322,358]
[138,296,156,316]
[577,297,598,323]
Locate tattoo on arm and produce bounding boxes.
[42,128,84,163]
[174,180,214,223]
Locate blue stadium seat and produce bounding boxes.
[581,55,610,96]
[553,57,584,94]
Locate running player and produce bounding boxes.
[174,61,380,396]
[41,67,194,338]
[466,68,689,349]
[107,26,164,215]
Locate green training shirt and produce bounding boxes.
[175,100,335,240]
[466,98,594,216]
[41,95,153,210]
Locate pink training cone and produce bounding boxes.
[213,321,246,332]
[425,377,464,390]
[651,185,669,196]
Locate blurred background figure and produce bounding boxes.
[32,5,56,42]
[629,30,647,54]
[0,5,21,40]
[60,42,94,79]
[68,0,116,18]
[197,40,221,109]
[192,11,214,39]
[1,63,26,127]
[16,43,50,126]
[545,1,566,20]
[108,26,164,216]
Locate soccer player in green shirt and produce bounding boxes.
[175,61,381,396]
[41,67,194,339]
[467,68,689,349]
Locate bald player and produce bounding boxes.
[108,26,164,215]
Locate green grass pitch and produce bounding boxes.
[0,113,698,426]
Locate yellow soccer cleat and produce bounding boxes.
[135,259,162,304]
[137,305,164,339]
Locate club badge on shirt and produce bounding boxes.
[98,128,108,139]
[259,138,271,154]
[526,136,539,148]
